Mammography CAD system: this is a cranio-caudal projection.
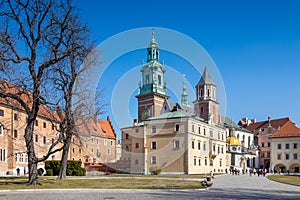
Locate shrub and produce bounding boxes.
[45,160,85,176]
[149,165,162,175]
[46,169,53,176]
[37,168,44,176]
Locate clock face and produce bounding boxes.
[142,108,150,120]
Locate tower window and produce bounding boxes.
[146,75,150,84]
[200,107,203,114]
[158,75,161,85]
[200,89,203,97]
[207,89,210,97]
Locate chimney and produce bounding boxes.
[133,119,138,126]
[252,118,256,123]
[268,116,271,127]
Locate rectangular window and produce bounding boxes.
[52,124,55,130]
[91,137,94,144]
[151,141,157,149]
[151,156,156,164]
[203,128,206,136]
[198,141,201,150]
[277,144,282,149]
[277,153,281,160]
[107,149,110,155]
[0,125,4,136]
[192,141,195,149]
[286,153,290,160]
[92,148,94,153]
[43,122,46,128]
[135,143,139,149]
[293,153,298,160]
[192,125,195,132]
[294,143,298,149]
[261,152,265,158]
[125,133,129,139]
[194,158,197,166]
[286,143,290,149]
[97,149,100,157]
[210,131,213,137]
[35,120,38,126]
[204,158,207,166]
[175,124,180,132]
[174,140,180,149]
[158,75,161,85]
[261,142,265,147]
[267,151,270,158]
[14,113,18,121]
[104,140,107,146]
[221,147,224,154]
[79,148,82,154]
[203,143,206,151]
[14,130,18,138]
[125,145,129,152]
[43,136,46,144]
[152,126,156,133]
[0,109,4,116]
[268,142,270,147]
[210,159,213,166]
[35,134,38,142]
[219,160,222,167]
[198,127,201,134]
[97,139,99,144]
[198,159,201,166]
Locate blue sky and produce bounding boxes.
[77,0,300,139]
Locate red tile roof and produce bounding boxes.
[270,120,300,138]
[245,117,290,135]
[98,116,116,139]
[75,116,116,139]
[0,79,61,121]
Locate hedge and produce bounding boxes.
[45,160,86,176]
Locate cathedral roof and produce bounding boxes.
[226,136,242,146]
[197,67,215,86]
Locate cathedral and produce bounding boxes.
[118,33,255,174]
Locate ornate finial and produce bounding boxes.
[152,28,155,39]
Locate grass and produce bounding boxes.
[267,174,300,186]
[0,176,204,190]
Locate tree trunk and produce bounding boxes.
[25,122,39,185]
[57,137,71,180]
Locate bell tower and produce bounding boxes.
[136,32,168,122]
[194,67,220,124]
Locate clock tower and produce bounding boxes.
[136,32,168,122]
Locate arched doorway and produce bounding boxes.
[289,163,300,173]
[274,164,287,173]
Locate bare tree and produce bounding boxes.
[0,0,86,185]
[50,17,100,179]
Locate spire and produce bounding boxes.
[181,74,189,106]
[197,66,215,86]
[147,29,159,62]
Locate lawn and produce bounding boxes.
[0,176,204,190]
[267,174,300,186]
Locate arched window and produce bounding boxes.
[242,135,245,143]
[207,89,210,97]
